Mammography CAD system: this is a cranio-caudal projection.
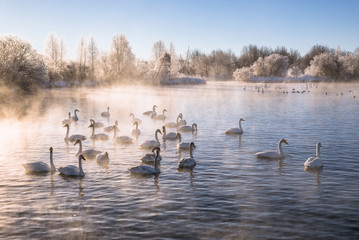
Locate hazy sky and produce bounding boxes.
[0,0,358,60]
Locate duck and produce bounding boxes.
[104,120,119,132]
[63,123,86,142]
[178,123,197,133]
[178,142,196,169]
[101,107,110,117]
[141,147,163,164]
[154,109,167,121]
[304,142,323,169]
[255,139,289,159]
[143,105,157,116]
[113,124,133,144]
[89,123,109,141]
[140,129,162,149]
[62,112,72,125]
[129,148,161,175]
[22,147,56,173]
[176,133,191,150]
[74,139,102,159]
[96,152,110,164]
[164,113,182,128]
[131,121,141,136]
[225,118,245,134]
[129,113,142,124]
[90,119,104,128]
[162,125,177,140]
[58,155,86,177]
[71,109,80,122]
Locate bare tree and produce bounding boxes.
[77,36,87,80]
[45,33,60,69]
[151,40,166,62]
[88,37,99,80]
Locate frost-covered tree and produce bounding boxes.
[233,67,254,82]
[108,34,135,81]
[0,35,47,93]
[169,42,179,78]
[300,45,332,71]
[45,33,60,69]
[77,36,88,80]
[151,40,167,62]
[339,53,359,79]
[305,52,341,79]
[287,66,302,77]
[88,37,99,81]
[252,54,288,77]
[153,53,171,83]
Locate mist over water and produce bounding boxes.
[1,82,359,239]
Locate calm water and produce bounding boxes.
[0,82,359,239]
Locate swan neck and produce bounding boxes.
[65,125,69,137]
[190,145,193,158]
[50,151,56,172]
[238,121,243,131]
[113,127,117,139]
[278,141,284,155]
[316,144,321,158]
[77,141,83,155]
[74,111,78,117]
[155,131,159,143]
[154,154,159,172]
[91,125,95,137]
[79,158,84,175]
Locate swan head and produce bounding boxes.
[74,139,81,146]
[153,105,157,109]
[129,113,134,118]
[280,139,289,145]
[79,154,86,161]
[107,107,110,111]
[90,119,95,123]
[105,152,109,159]
[317,142,322,147]
[239,118,245,122]
[155,129,162,135]
[88,123,94,128]
[115,120,119,125]
[75,109,79,113]
[178,113,183,119]
[49,147,53,152]
[176,133,181,141]
[192,123,198,131]
[190,142,196,150]
[163,109,167,113]
[162,125,166,132]
[63,123,69,128]
[152,147,160,153]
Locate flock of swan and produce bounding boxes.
[22,105,323,177]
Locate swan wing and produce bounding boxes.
[304,157,323,168]
[177,142,190,149]
[69,134,86,142]
[129,165,156,174]
[225,128,243,134]
[165,122,178,128]
[58,165,80,176]
[140,140,159,149]
[179,157,196,168]
[255,151,283,159]
[23,162,50,173]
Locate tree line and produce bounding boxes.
[1,34,359,93]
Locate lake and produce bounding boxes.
[0,81,358,239]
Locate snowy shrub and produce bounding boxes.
[252,54,288,77]
[305,52,340,79]
[287,66,302,77]
[233,67,254,82]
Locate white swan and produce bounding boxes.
[149,106,158,118]
[178,113,187,126]
[96,152,110,164]
[178,142,196,169]
[225,118,245,134]
[162,125,177,140]
[176,133,191,150]
[58,154,86,177]
[131,121,141,136]
[90,119,104,128]
[140,129,162,149]
[130,113,142,124]
[255,139,289,159]
[104,120,119,132]
[71,109,79,122]
[304,142,323,169]
[22,147,56,173]
[143,105,157,116]
[62,112,72,125]
[113,124,133,144]
[101,107,110,117]
[154,109,167,121]
[74,139,102,159]
[165,113,182,128]
[130,148,161,174]
[178,123,197,133]
[141,147,163,164]
[63,123,86,142]
[89,123,109,141]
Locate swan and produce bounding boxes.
[130,148,161,174]
[143,105,157,116]
[164,113,182,128]
[58,154,86,177]
[112,124,133,144]
[131,121,141,136]
[149,106,158,118]
[162,125,177,140]
[90,119,104,128]
[104,120,119,132]
[74,139,102,159]
[140,129,162,149]
[101,107,110,117]
[225,118,245,134]
[178,113,187,126]
[71,109,79,122]
[96,152,110,164]
[22,147,56,173]
[89,123,109,141]
[130,113,142,124]
[255,139,289,159]
[176,133,191,150]
[63,123,86,142]
[304,142,323,169]
[62,112,72,125]
[141,147,163,164]
[154,109,167,121]
[178,123,197,133]
[178,142,196,169]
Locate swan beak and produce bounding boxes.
[284,140,289,145]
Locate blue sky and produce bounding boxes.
[0,0,358,60]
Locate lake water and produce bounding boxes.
[0,81,359,239]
